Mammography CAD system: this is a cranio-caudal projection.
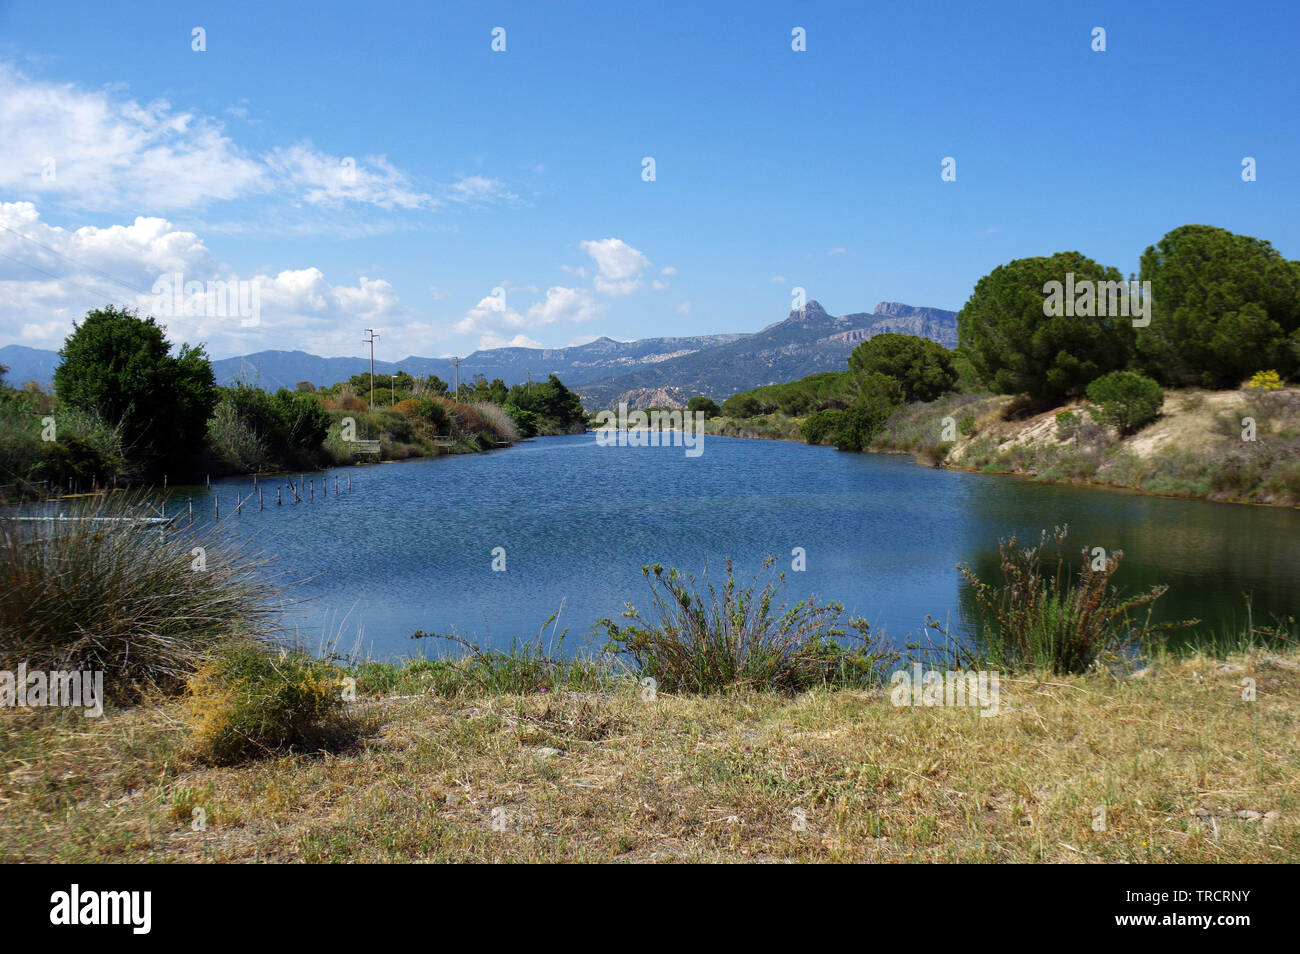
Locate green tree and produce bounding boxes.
[54,306,216,472]
[722,393,762,418]
[832,373,903,451]
[776,389,814,415]
[801,408,844,445]
[506,374,586,432]
[957,252,1136,401]
[847,333,958,402]
[687,396,721,419]
[1137,225,1300,387]
[1085,371,1164,435]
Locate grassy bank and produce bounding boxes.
[2,647,1296,862]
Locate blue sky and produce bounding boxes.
[0,0,1296,361]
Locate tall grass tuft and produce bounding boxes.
[471,402,520,444]
[0,492,280,702]
[601,557,898,693]
[957,526,1191,674]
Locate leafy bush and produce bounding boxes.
[0,399,127,487]
[504,374,586,433]
[834,373,903,450]
[391,398,423,420]
[206,400,270,472]
[1085,371,1164,435]
[958,414,977,437]
[184,641,349,764]
[418,398,450,433]
[801,408,844,445]
[1054,410,1079,439]
[957,527,1189,674]
[208,385,330,471]
[501,403,538,438]
[601,558,897,694]
[0,493,279,702]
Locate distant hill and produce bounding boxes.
[0,345,61,389]
[575,300,957,408]
[0,300,956,407]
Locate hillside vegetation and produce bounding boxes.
[704,223,1300,507]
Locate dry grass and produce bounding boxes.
[1,649,1296,863]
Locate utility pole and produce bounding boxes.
[452,356,462,399]
[363,328,380,407]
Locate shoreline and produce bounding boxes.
[702,386,1300,510]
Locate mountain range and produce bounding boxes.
[0,300,957,409]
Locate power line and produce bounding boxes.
[0,249,137,305]
[0,224,154,298]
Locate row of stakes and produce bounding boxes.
[191,472,353,523]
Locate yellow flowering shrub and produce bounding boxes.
[1247,370,1283,391]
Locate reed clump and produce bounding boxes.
[601,557,898,694]
[0,492,279,702]
[957,526,1190,674]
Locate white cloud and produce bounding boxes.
[827,247,847,256]
[528,286,600,324]
[454,284,601,339]
[445,175,518,204]
[264,145,431,209]
[675,301,691,315]
[0,202,423,357]
[0,64,267,211]
[580,237,650,296]
[771,275,787,283]
[0,65,514,221]
[660,265,677,276]
[477,332,542,350]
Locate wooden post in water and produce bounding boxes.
[310,480,314,501]
[259,489,264,511]
[206,474,210,488]
[335,476,339,495]
[348,474,352,491]
[215,498,219,520]
[163,474,167,490]
[188,499,193,525]
[236,494,241,516]
[277,487,282,506]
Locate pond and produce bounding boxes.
[184,433,1300,660]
